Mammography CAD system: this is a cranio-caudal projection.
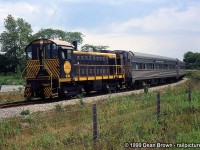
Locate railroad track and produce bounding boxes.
[0,100,42,109]
[0,98,63,109]
[0,78,188,109]
[0,88,129,109]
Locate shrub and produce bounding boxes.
[20,109,30,115]
[55,103,63,111]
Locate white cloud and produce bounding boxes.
[60,0,167,4]
[82,31,200,60]
[110,3,200,33]
[80,2,200,60]
[0,1,62,33]
[0,0,199,60]
[76,2,200,60]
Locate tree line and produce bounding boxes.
[0,15,109,73]
[184,51,200,70]
[0,15,199,74]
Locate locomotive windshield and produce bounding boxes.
[45,43,58,59]
[25,42,59,60]
[26,45,38,60]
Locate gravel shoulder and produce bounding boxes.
[0,78,188,120]
[0,85,24,93]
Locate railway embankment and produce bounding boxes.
[0,78,188,120]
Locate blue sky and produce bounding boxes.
[0,0,200,60]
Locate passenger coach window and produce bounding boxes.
[132,63,136,69]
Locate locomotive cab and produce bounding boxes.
[24,39,74,99]
[24,39,126,99]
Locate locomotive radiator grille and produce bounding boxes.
[26,60,40,78]
[45,59,60,77]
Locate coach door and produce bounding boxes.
[116,54,124,75]
[125,52,132,79]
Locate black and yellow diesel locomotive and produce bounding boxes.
[23,39,185,99]
[23,39,125,99]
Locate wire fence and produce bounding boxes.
[0,85,200,149]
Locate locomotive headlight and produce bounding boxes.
[64,61,71,75]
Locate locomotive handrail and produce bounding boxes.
[44,64,53,89]
[74,64,124,67]
[22,65,53,88]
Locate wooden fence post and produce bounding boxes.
[93,104,98,146]
[157,92,160,121]
[188,88,192,102]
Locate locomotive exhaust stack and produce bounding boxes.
[72,41,78,50]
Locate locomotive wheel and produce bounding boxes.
[105,84,111,93]
[58,89,64,98]
[25,96,32,101]
[84,86,92,94]
[39,92,45,99]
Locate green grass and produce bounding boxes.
[0,71,200,149]
[0,90,24,104]
[186,70,200,81]
[0,73,25,104]
[0,73,24,85]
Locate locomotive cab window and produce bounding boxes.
[26,46,32,60]
[67,50,72,59]
[45,44,51,59]
[61,49,72,59]
[61,51,66,59]
[52,44,58,58]
[26,45,37,60]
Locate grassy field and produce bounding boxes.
[0,73,24,104]
[0,73,24,85]
[0,71,200,149]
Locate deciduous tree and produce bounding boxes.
[184,51,200,69]
[33,28,84,44]
[81,44,109,52]
[0,15,32,72]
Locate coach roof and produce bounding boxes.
[125,51,177,61]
